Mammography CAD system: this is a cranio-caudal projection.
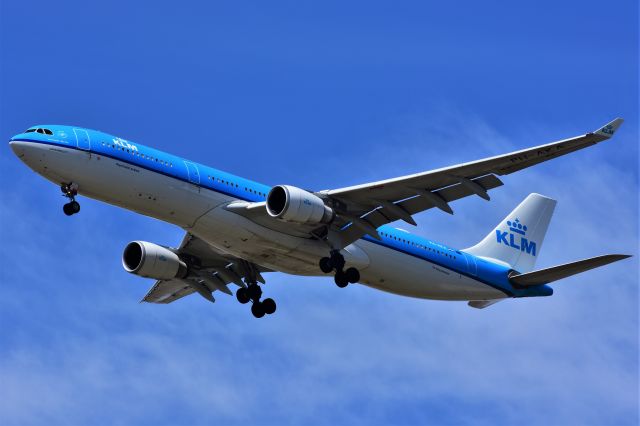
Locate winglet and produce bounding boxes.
[594,118,624,138]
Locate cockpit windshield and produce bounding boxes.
[25,128,53,135]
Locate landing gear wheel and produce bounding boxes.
[236,287,250,304]
[70,201,80,214]
[319,257,333,273]
[63,203,74,216]
[335,271,349,288]
[247,284,262,301]
[330,250,345,271]
[262,298,276,315]
[345,267,360,283]
[251,301,266,318]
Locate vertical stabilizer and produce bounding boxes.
[464,193,556,273]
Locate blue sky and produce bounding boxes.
[1,1,638,425]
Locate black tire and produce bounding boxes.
[319,257,333,273]
[63,203,73,216]
[236,287,250,304]
[334,272,349,288]
[345,267,360,283]
[262,298,276,315]
[330,252,345,271]
[70,201,80,213]
[247,284,262,301]
[251,301,266,318]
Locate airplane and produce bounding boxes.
[9,119,631,317]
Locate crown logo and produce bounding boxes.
[601,124,615,135]
[507,218,527,235]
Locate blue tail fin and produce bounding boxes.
[464,193,557,273]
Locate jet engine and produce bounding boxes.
[266,185,334,224]
[122,241,188,280]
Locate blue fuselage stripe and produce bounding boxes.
[361,235,513,296]
[13,138,261,202]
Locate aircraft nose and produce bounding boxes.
[9,140,27,159]
[9,140,27,158]
[9,139,51,176]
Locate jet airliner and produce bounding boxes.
[9,120,631,317]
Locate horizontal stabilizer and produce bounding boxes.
[509,254,631,287]
[468,299,503,309]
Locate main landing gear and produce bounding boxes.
[61,183,81,216]
[319,250,360,288]
[236,283,276,319]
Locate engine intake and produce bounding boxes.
[266,185,334,224]
[122,241,188,280]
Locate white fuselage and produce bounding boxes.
[11,140,508,301]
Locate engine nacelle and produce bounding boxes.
[122,241,188,280]
[266,185,334,224]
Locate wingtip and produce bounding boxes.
[595,118,624,138]
[601,254,633,263]
[616,254,633,260]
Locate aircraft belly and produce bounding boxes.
[43,150,225,226]
[357,240,506,301]
[188,205,318,274]
[24,144,330,275]
[17,142,89,187]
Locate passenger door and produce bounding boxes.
[73,128,91,151]
[463,252,478,276]
[184,161,200,185]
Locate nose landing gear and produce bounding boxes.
[320,250,360,288]
[61,183,81,216]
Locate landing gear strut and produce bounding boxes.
[61,183,80,216]
[236,283,276,318]
[319,250,360,288]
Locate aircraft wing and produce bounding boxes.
[141,233,269,304]
[320,118,623,246]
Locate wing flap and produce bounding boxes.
[335,174,503,245]
[398,174,503,216]
[142,279,195,304]
[509,254,631,287]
